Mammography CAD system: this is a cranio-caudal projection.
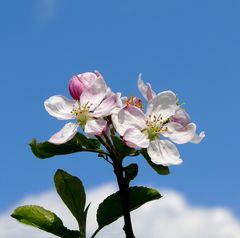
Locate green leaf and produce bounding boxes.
[111,136,135,158]
[124,163,138,184]
[76,133,100,150]
[11,205,79,238]
[30,132,101,159]
[79,203,91,237]
[54,169,88,233]
[141,149,170,175]
[94,186,161,236]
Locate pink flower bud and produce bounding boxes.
[69,75,84,100]
[69,72,98,100]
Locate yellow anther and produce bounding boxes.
[125,96,144,110]
[71,102,91,128]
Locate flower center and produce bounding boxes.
[145,114,169,140]
[71,102,91,127]
[125,96,144,110]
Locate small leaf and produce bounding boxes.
[76,133,100,149]
[11,205,79,238]
[124,163,138,184]
[79,203,91,237]
[30,132,101,159]
[94,186,161,235]
[54,170,87,232]
[112,136,135,158]
[141,149,170,175]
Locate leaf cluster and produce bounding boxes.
[12,132,169,237]
[12,170,161,238]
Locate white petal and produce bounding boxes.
[147,91,178,120]
[77,72,98,89]
[117,93,124,107]
[109,93,124,114]
[112,105,146,136]
[163,122,196,144]
[44,95,75,120]
[48,123,78,144]
[120,96,128,103]
[147,139,182,166]
[123,128,149,148]
[138,75,156,101]
[104,87,114,98]
[80,76,108,111]
[171,108,191,126]
[92,94,118,117]
[84,118,107,136]
[191,131,205,144]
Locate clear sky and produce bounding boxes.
[0,0,239,224]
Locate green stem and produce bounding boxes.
[83,148,110,157]
[96,135,116,158]
[79,230,84,238]
[96,134,135,237]
[113,159,135,238]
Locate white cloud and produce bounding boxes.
[36,0,58,23]
[1,183,240,238]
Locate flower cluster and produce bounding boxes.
[44,71,205,166]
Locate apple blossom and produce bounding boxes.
[44,72,118,144]
[138,77,205,144]
[112,91,182,166]
[112,78,205,166]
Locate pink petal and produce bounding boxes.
[171,108,191,126]
[44,95,75,120]
[112,105,146,136]
[147,139,182,166]
[163,122,196,144]
[94,70,103,78]
[123,128,149,148]
[138,75,156,101]
[49,123,78,144]
[147,91,178,120]
[93,94,118,117]
[84,118,107,136]
[80,76,108,111]
[105,90,123,107]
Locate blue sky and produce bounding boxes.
[0,0,239,223]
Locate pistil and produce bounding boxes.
[145,114,169,140]
[71,102,91,127]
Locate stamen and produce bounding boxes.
[71,102,91,127]
[125,96,144,109]
[145,113,169,140]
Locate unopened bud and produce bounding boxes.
[69,72,98,100]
